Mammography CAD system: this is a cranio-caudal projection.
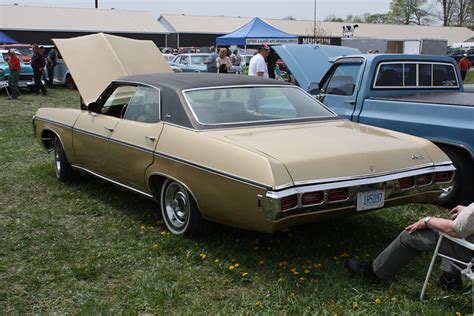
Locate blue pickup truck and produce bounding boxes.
[275,45,474,206]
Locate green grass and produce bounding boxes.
[0,87,471,314]
[464,70,474,84]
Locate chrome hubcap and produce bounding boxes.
[163,182,189,229]
[54,149,61,176]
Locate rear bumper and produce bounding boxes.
[262,163,454,226]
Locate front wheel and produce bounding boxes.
[160,179,206,236]
[436,146,473,207]
[54,138,75,182]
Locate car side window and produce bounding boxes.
[101,85,137,118]
[122,86,160,123]
[323,64,362,96]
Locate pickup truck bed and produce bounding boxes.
[374,92,474,107]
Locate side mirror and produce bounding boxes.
[87,101,99,112]
[308,82,320,95]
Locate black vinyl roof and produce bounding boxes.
[116,73,290,90]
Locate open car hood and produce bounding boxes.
[54,33,172,105]
[273,44,361,91]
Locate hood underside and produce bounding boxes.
[209,120,437,185]
[54,33,172,105]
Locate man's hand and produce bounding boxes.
[449,205,466,220]
[405,218,428,234]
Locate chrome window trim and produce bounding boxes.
[34,116,73,129]
[267,164,455,199]
[181,84,337,127]
[113,80,163,122]
[71,165,155,199]
[373,61,459,89]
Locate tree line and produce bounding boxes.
[323,0,473,28]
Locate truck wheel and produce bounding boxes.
[160,179,206,237]
[54,138,75,182]
[436,146,473,207]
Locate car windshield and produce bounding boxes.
[190,55,209,64]
[184,86,335,126]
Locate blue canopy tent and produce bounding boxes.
[216,17,298,52]
[0,32,17,44]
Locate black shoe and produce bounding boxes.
[346,259,379,280]
[439,272,464,292]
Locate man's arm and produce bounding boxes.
[405,217,460,237]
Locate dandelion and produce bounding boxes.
[299,277,305,281]
[242,272,249,277]
[352,302,359,310]
[340,252,350,258]
[259,260,264,265]
[160,231,167,236]
[199,253,207,260]
[214,259,219,264]
[140,225,146,230]
[333,256,338,261]
[304,269,310,274]
[151,244,159,249]
[455,312,461,316]
[314,263,322,269]
[229,265,235,270]
[375,298,381,304]
[234,263,240,268]
[256,301,262,306]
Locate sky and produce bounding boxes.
[0,0,392,20]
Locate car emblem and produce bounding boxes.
[412,154,425,160]
[369,165,376,172]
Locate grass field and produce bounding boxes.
[464,70,474,84]
[0,87,471,314]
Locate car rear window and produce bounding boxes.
[184,86,335,126]
[374,62,459,88]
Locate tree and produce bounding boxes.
[388,0,431,25]
[282,16,296,20]
[324,14,344,22]
[365,13,390,24]
[437,0,456,26]
[453,0,472,27]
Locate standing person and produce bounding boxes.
[216,48,232,74]
[46,46,58,88]
[248,44,270,78]
[31,44,47,96]
[205,46,218,73]
[231,50,241,66]
[458,54,472,81]
[6,49,20,100]
[266,49,278,79]
[346,203,474,292]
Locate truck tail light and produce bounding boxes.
[399,177,415,190]
[281,195,297,211]
[302,191,324,206]
[434,171,454,183]
[416,174,432,186]
[328,188,349,202]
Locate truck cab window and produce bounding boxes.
[323,64,361,96]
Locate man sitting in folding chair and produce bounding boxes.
[346,203,474,292]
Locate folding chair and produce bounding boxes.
[420,231,474,310]
[0,81,10,97]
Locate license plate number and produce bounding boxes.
[357,189,385,211]
[18,81,28,87]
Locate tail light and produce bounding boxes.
[416,174,432,186]
[434,171,454,183]
[399,177,415,190]
[281,195,297,211]
[302,191,324,206]
[328,188,349,202]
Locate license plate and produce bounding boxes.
[357,189,385,211]
[18,81,28,87]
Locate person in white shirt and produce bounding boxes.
[248,44,270,78]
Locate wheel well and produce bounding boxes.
[148,174,168,201]
[435,143,473,164]
[41,129,58,150]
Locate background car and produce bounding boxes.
[0,49,35,90]
[170,53,210,72]
[0,44,32,64]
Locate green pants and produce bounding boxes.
[373,229,472,280]
[8,70,20,99]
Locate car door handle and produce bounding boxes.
[344,99,356,106]
[145,136,156,142]
[104,127,114,132]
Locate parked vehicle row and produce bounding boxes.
[0,49,35,90]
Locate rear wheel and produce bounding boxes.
[160,179,205,236]
[54,138,75,182]
[436,146,473,207]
